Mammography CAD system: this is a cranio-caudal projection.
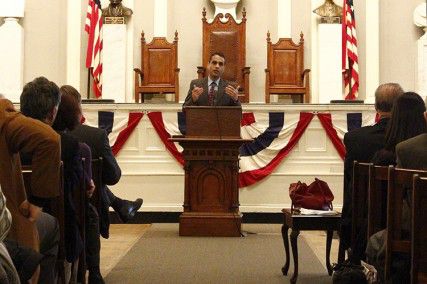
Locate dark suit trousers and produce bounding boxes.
[85,204,100,269]
[35,212,59,284]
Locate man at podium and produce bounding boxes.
[183,52,241,107]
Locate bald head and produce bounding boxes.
[375,83,404,115]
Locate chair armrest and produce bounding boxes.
[302,69,311,78]
[133,68,144,82]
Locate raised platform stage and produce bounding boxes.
[81,103,376,215]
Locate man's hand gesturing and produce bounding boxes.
[225,84,239,101]
[191,85,204,102]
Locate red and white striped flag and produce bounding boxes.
[342,0,359,100]
[85,0,103,98]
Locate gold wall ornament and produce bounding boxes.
[102,0,133,24]
[313,0,343,22]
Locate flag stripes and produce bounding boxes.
[342,0,359,100]
[85,0,103,98]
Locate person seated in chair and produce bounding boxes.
[0,91,61,284]
[58,85,143,232]
[183,52,241,107]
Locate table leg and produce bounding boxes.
[281,224,290,275]
[290,229,300,284]
[326,230,333,275]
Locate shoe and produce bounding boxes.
[113,198,143,223]
[88,270,105,284]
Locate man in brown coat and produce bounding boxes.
[0,93,61,283]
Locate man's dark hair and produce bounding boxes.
[374,83,403,113]
[20,77,60,120]
[209,52,226,63]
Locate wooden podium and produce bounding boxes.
[172,106,249,237]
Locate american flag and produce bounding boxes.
[85,0,103,98]
[342,0,359,100]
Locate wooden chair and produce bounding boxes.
[197,7,250,103]
[265,32,310,103]
[367,165,389,239]
[350,161,371,260]
[134,31,180,103]
[22,163,66,284]
[411,175,427,284]
[385,167,427,282]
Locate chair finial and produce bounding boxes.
[300,32,304,43]
[267,31,271,43]
[242,7,246,19]
[141,31,145,43]
[202,7,206,21]
[174,30,178,42]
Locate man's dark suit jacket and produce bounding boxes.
[183,77,241,107]
[396,133,427,170]
[70,124,121,238]
[341,117,389,252]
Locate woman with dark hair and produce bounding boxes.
[372,91,426,166]
[52,86,96,283]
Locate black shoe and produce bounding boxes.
[88,270,105,284]
[113,198,143,223]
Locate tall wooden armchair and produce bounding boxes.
[265,32,310,103]
[197,8,250,103]
[134,31,180,103]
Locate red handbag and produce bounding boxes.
[289,178,334,210]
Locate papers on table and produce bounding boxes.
[299,208,340,216]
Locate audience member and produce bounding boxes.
[52,87,105,283]
[366,92,426,283]
[395,95,427,170]
[340,83,403,262]
[371,92,426,166]
[19,77,85,283]
[183,52,241,107]
[0,91,61,284]
[0,184,20,283]
[59,85,143,229]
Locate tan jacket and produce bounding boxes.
[0,99,60,249]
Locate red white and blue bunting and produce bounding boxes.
[83,110,375,187]
[82,110,143,155]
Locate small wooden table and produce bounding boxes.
[281,209,342,283]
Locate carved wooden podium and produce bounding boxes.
[172,106,249,237]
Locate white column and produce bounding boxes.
[364,0,379,103]
[310,0,324,103]
[0,0,25,102]
[414,3,427,98]
[103,25,127,102]
[318,24,342,103]
[66,0,82,89]
[277,0,291,38]
[154,0,167,37]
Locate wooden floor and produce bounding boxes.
[100,224,340,278]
